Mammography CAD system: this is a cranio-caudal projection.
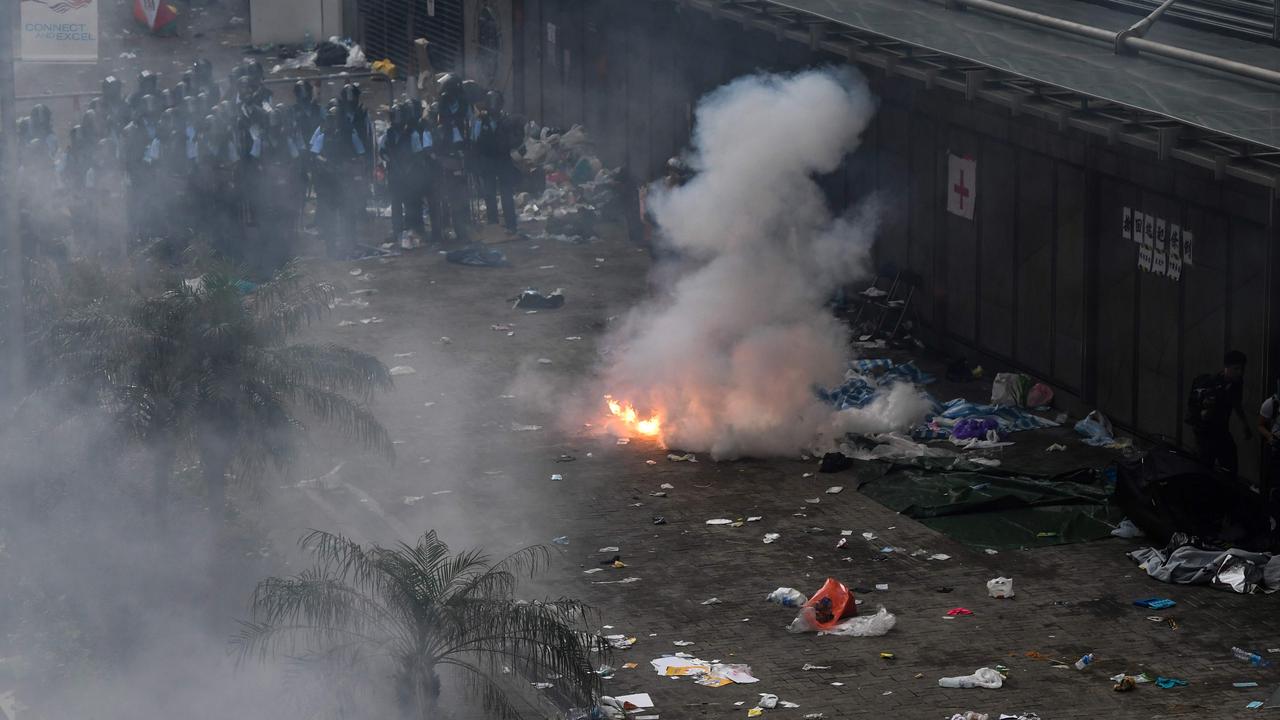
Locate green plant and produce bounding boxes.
[235,530,607,719]
[52,262,393,519]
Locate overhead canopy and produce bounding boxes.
[758,0,1280,150]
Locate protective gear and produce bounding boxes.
[102,76,123,103]
[461,79,484,105]
[485,90,504,112]
[437,74,462,97]
[80,109,99,139]
[236,76,252,103]
[293,80,314,103]
[137,70,158,96]
[339,83,361,107]
[192,58,214,87]
[29,104,52,136]
[160,88,176,109]
[141,94,160,117]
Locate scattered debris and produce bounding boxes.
[825,486,844,494]
[706,519,734,526]
[668,453,698,462]
[765,588,808,607]
[552,536,569,545]
[445,246,508,267]
[512,423,543,432]
[550,474,563,481]
[763,533,781,544]
[514,288,566,309]
[987,577,1015,599]
[1133,597,1176,610]
[1046,443,1067,452]
[402,496,425,505]
[700,597,722,605]
[389,366,416,376]
[938,668,1004,689]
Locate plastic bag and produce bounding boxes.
[938,667,1004,689]
[1074,410,1115,446]
[789,605,896,637]
[986,577,1015,599]
[991,373,1031,406]
[765,587,807,608]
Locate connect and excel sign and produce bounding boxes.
[20,0,99,62]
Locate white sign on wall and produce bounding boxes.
[20,0,99,62]
[946,153,976,220]
[1124,207,1190,281]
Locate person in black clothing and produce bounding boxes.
[1187,350,1253,479]
[473,90,519,234]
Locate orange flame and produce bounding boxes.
[605,395,663,440]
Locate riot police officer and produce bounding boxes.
[473,90,519,234]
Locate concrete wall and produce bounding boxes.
[511,0,1280,483]
[251,0,343,46]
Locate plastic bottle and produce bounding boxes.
[766,587,808,608]
[1074,653,1094,670]
[1232,647,1271,667]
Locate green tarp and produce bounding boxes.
[855,460,1122,549]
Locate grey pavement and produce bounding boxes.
[273,220,1280,720]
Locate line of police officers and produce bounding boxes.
[11,58,523,276]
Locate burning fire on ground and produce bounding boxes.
[604,395,663,443]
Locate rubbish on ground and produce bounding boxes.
[707,518,734,526]
[389,366,416,376]
[645,460,657,465]
[830,682,844,686]
[604,635,636,649]
[766,588,808,607]
[349,268,362,276]
[556,454,576,462]
[793,605,896,637]
[1131,535,1280,593]
[985,549,999,555]
[1046,443,1067,452]
[826,486,844,494]
[757,694,778,709]
[538,358,554,365]
[949,713,989,720]
[599,546,620,553]
[763,533,781,544]
[803,472,815,478]
[701,597,722,605]
[1234,681,1260,688]
[584,568,602,575]
[947,608,974,616]
[1232,647,1272,667]
[660,483,675,489]
[622,662,638,669]
[802,663,830,671]
[1155,676,1188,689]
[820,452,854,473]
[551,536,569,545]
[748,709,763,718]
[672,640,694,647]
[514,288,566,309]
[613,693,654,709]
[445,246,508,266]
[929,554,952,561]
[1110,672,1153,684]
[1075,410,1116,446]
[491,324,514,332]
[1133,597,1176,609]
[612,560,626,569]
[592,577,641,585]
[862,532,877,541]
[880,652,895,660]
[532,682,553,689]
[875,583,889,591]
[1111,519,1145,538]
[1074,653,1094,670]
[1248,701,1264,709]
[652,516,667,525]
[836,538,848,549]
[649,655,758,685]
[649,491,667,498]
[550,474,563,481]
[938,667,1004,689]
[987,577,1015,599]
[669,453,698,462]
[512,423,543,432]
[804,498,821,504]
[749,516,763,522]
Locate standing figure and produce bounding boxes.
[472,90,519,234]
[1187,350,1253,480]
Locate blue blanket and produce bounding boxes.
[819,360,936,411]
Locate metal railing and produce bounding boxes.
[1081,0,1280,43]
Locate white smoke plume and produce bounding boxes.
[601,69,929,459]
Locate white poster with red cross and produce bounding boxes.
[947,153,976,220]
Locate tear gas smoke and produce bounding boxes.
[600,69,929,459]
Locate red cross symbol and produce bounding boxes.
[953,170,971,210]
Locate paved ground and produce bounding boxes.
[251,211,1280,720]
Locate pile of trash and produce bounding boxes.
[767,579,897,638]
[270,37,369,74]
[515,123,620,237]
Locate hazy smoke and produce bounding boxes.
[601,69,927,459]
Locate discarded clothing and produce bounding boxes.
[921,397,1059,438]
[1129,534,1280,594]
[853,358,936,385]
[819,361,937,411]
[952,417,1001,441]
[445,246,508,267]
[513,288,565,309]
